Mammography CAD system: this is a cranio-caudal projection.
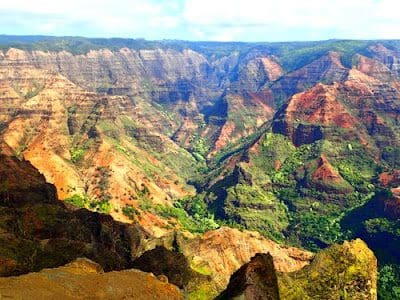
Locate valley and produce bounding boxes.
[0,36,400,299]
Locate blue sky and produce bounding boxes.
[1,0,400,41]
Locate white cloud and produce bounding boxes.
[0,0,400,40]
[182,0,400,40]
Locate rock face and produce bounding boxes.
[0,58,198,232]
[309,155,353,193]
[0,48,215,99]
[129,227,314,298]
[0,258,183,300]
[278,239,377,300]
[272,66,400,151]
[272,82,358,146]
[216,253,280,300]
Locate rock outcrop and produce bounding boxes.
[0,258,183,300]
[217,253,280,300]
[272,82,358,146]
[278,239,377,300]
[132,246,193,289]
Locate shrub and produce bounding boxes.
[379,264,400,299]
[122,205,140,220]
[70,147,85,163]
[64,194,90,208]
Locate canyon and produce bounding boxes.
[1,36,400,298]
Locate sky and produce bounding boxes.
[1,0,400,42]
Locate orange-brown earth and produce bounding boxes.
[0,62,197,233]
[260,56,284,81]
[285,83,356,128]
[312,155,345,184]
[179,227,313,291]
[0,258,183,300]
[0,47,282,233]
[211,92,274,154]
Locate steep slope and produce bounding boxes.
[0,61,200,232]
[0,153,151,275]
[269,51,349,106]
[177,227,313,296]
[0,47,278,162]
[369,44,400,77]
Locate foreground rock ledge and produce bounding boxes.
[0,258,183,300]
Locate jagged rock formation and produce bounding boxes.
[216,253,280,300]
[0,258,183,300]
[269,51,349,106]
[0,44,281,232]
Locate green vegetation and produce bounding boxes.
[69,138,96,164]
[224,184,288,242]
[70,147,85,163]
[379,264,400,299]
[100,115,199,184]
[275,39,373,70]
[64,194,112,214]
[122,205,140,220]
[139,193,219,233]
[2,36,399,72]
[364,218,400,235]
[64,194,91,208]
[200,131,383,251]
[382,146,400,168]
[156,204,218,233]
[12,80,43,100]
[191,135,210,160]
[278,239,376,300]
[91,200,112,214]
